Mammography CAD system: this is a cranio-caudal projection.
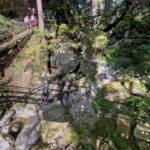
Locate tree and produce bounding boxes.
[36,0,44,31]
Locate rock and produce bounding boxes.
[100,143,109,150]
[0,135,12,150]
[82,30,108,58]
[102,81,131,102]
[59,41,78,53]
[58,24,72,39]
[15,114,42,150]
[63,73,76,82]
[137,141,150,150]
[0,109,16,127]
[12,104,37,119]
[42,121,76,145]
[68,92,97,126]
[9,122,22,136]
[96,60,118,87]
[124,78,147,96]
[134,122,150,142]
[31,141,49,150]
[42,105,65,122]
[117,114,131,139]
[142,75,150,85]
[0,0,28,17]
[79,59,97,76]
[0,109,16,134]
[55,53,79,76]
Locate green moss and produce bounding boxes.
[58,24,72,38]
[82,30,108,53]
[94,117,116,138]
[115,14,134,34]
[62,126,77,145]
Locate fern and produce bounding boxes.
[111,129,128,150]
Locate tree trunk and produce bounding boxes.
[36,0,44,31]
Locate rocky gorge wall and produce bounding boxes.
[0,0,29,18]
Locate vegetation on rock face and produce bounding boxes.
[82,30,108,53]
[1,0,150,150]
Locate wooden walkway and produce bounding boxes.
[0,30,32,52]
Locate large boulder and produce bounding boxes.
[137,141,150,150]
[102,81,131,102]
[12,104,37,119]
[0,135,12,150]
[79,59,97,77]
[55,53,79,76]
[41,105,77,148]
[117,114,131,139]
[15,115,42,150]
[0,0,28,17]
[124,78,147,96]
[134,122,150,142]
[42,121,77,146]
[66,79,98,126]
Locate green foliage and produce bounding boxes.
[92,117,116,139]
[73,135,80,145]
[85,75,97,83]
[136,16,150,33]
[93,97,113,112]
[73,125,87,145]
[108,56,132,69]
[106,48,133,69]
[115,14,134,34]
[111,129,129,150]
[0,77,10,85]
[0,14,12,26]
[27,48,36,56]
[11,64,25,73]
[132,44,150,74]
[125,96,150,112]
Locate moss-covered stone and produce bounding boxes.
[82,30,108,53]
[42,121,77,145]
[102,81,131,102]
[124,78,147,96]
[79,59,97,77]
[115,14,134,34]
[134,122,150,142]
[137,141,150,150]
[117,114,131,139]
[58,24,72,38]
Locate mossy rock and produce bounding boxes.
[82,30,108,54]
[42,121,77,145]
[115,14,134,34]
[94,117,116,138]
[117,114,131,139]
[31,141,49,150]
[124,78,147,96]
[58,24,72,38]
[71,25,81,38]
[137,141,150,150]
[102,81,131,102]
[59,41,78,53]
[79,59,97,77]
[62,126,77,145]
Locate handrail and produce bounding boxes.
[0,24,26,45]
